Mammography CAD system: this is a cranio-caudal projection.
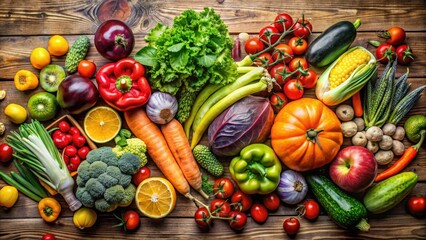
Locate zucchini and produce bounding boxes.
[306,19,361,68]
[364,172,418,214]
[306,174,370,232]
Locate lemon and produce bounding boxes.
[83,106,121,143]
[4,103,27,124]
[135,177,177,219]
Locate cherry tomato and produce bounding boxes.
[213,177,235,199]
[288,37,308,55]
[262,192,281,211]
[0,143,13,163]
[406,195,426,217]
[58,120,70,133]
[123,210,140,231]
[69,155,81,171]
[229,211,247,231]
[63,155,70,165]
[283,217,300,236]
[64,145,77,157]
[132,166,151,186]
[274,13,294,33]
[231,190,253,212]
[244,37,265,55]
[77,146,90,159]
[78,60,97,78]
[396,44,414,65]
[250,203,268,223]
[254,52,274,68]
[64,134,73,145]
[73,135,86,148]
[210,199,231,218]
[299,69,318,89]
[269,92,288,113]
[292,15,312,38]
[41,233,56,240]
[272,43,293,63]
[381,26,406,46]
[52,129,64,139]
[53,135,68,149]
[269,64,292,85]
[68,126,80,136]
[259,25,280,45]
[376,43,395,64]
[299,199,320,221]
[284,79,304,100]
[194,207,212,231]
[289,57,309,73]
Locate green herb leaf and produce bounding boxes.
[134,46,157,67]
[168,43,185,52]
[197,55,217,67]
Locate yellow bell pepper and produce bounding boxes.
[38,197,61,222]
[14,70,39,91]
[0,185,19,208]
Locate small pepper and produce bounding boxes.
[38,197,62,222]
[14,70,39,91]
[229,143,282,195]
[96,58,151,111]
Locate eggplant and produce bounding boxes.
[306,19,361,68]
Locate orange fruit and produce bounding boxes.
[48,35,69,56]
[83,106,121,143]
[135,177,177,219]
[30,47,51,69]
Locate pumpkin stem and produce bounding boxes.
[306,129,324,150]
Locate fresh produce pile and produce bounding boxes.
[0,7,425,239]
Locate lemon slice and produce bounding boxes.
[135,177,177,219]
[83,106,121,143]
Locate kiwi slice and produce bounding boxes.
[28,92,57,121]
[40,64,66,92]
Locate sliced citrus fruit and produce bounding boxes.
[83,106,121,143]
[135,177,177,219]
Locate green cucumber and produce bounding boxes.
[363,172,418,214]
[65,36,90,73]
[306,19,361,67]
[193,145,224,177]
[306,174,370,232]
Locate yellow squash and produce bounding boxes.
[73,207,97,229]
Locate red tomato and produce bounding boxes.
[68,126,80,136]
[283,217,300,235]
[299,69,318,89]
[231,190,253,212]
[272,43,293,63]
[58,121,70,133]
[63,155,70,165]
[274,13,294,33]
[381,26,406,46]
[41,233,56,240]
[213,177,235,199]
[259,25,280,45]
[406,195,426,217]
[288,37,308,55]
[194,207,212,231]
[229,211,247,231]
[0,143,13,163]
[300,199,320,220]
[64,134,73,145]
[262,193,281,211]
[269,64,292,85]
[64,145,77,157]
[284,79,304,100]
[77,146,90,159]
[210,199,231,218]
[396,44,414,65]
[78,60,97,78]
[132,166,151,186]
[69,155,81,171]
[52,129,64,139]
[289,57,309,73]
[244,37,265,55]
[292,16,312,39]
[250,203,268,223]
[123,210,140,231]
[254,52,274,69]
[53,135,68,149]
[73,135,86,148]
[376,43,395,64]
[269,92,288,113]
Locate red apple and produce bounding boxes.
[329,146,377,193]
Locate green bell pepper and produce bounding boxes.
[229,143,282,195]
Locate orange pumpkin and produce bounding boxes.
[271,98,343,172]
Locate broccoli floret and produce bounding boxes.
[118,153,141,175]
[112,138,148,167]
[97,172,119,188]
[85,178,106,199]
[119,184,136,207]
[76,160,92,182]
[95,198,117,213]
[106,166,122,180]
[86,147,118,166]
[118,173,132,188]
[76,175,86,188]
[104,185,125,204]
[76,187,95,208]
[89,161,108,178]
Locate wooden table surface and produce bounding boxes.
[0,0,425,239]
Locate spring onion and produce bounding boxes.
[7,120,82,211]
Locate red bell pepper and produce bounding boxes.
[96,58,151,111]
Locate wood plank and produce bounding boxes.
[0,0,425,35]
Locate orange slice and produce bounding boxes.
[135,177,177,219]
[83,106,121,143]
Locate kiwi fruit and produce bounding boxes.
[27,92,57,121]
[40,64,66,92]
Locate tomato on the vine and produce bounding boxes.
[269,92,288,113]
[254,52,274,68]
[376,43,395,64]
[231,190,253,212]
[380,26,406,46]
[288,37,308,55]
[283,217,300,235]
[244,37,265,55]
[194,207,213,231]
[406,195,426,217]
[298,199,320,221]
[299,69,318,89]
[269,63,292,85]
[289,57,309,73]
[229,211,247,231]
[262,193,281,211]
[396,44,414,65]
[213,177,235,199]
[284,79,304,100]
[210,199,231,218]
[292,15,312,39]
[259,25,281,45]
[123,210,140,231]
[274,13,294,33]
[272,43,293,63]
[132,166,151,186]
[250,203,268,223]
[78,60,97,78]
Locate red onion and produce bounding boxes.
[277,170,308,205]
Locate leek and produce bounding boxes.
[7,120,82,211]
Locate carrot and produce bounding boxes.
[352,91,363,117]
[124,108,194,200]
[161,119,208,199]
[375,132,424,182]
